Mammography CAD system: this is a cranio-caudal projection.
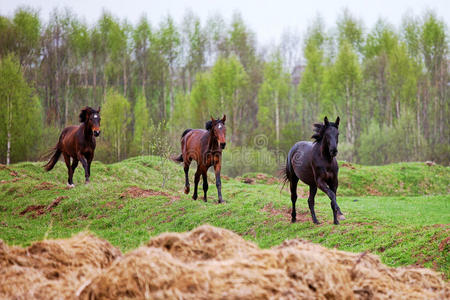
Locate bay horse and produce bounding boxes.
[44,106,101,187]
[282,116,345,225]
[173,115,226,203]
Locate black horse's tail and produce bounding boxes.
[43,146,62,171]
[279,149,293,192]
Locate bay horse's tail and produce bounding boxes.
[172,154,183,163]
[171,128,193,163]
[43,146,62,171]
[181,129,192,138]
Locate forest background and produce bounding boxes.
[0,6,448,176]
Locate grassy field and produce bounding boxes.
[0,156,449,278]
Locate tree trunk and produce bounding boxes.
[65,74,70,125]
[123,57,127,97]
[6,95,11,165]
[275,91,280,144]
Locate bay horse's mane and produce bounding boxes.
[79,106,98,123]
[311,121,339,143]
[205,118,224,131]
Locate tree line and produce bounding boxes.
[0,7,448,174]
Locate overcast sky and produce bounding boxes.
[1,0,448,44]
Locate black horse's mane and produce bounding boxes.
[205,118,223,130]
[311,122,338,143]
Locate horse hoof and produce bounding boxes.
[67,183,75,188]
[291,218,296,223]
[334,220,340,225]
[184,186,190,194]
[313,220,320,225]
[192,195,198,200]
[338,214,346,220]
[203,197,207,202]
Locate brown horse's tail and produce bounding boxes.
[171,154,183,163]
[43,146,62,171]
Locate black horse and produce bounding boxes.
[282,116,345,225]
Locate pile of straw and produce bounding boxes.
[1,225,447,299]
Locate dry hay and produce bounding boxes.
[1,225,448,299]
[0,233,121,299]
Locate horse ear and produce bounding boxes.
[324,116,329,126]
[211,116,217,124]
[335,116,340,128]
[79,107,88,123]
[97,106,101,113]
[221,114,226,123]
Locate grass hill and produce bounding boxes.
[0,156,449,278]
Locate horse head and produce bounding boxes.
[80,106,101,137]
[312,116,340,158]
[206,115,227,149]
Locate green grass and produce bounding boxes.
[0,156,449,278]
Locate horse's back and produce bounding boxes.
[58,125,79,154]
[290,141,315,186]
[182,129,208,159]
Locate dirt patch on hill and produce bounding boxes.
[120,186,180,203]
[20,196,67,218]
[261,202,310,223]
[34,181,57,190]
[0,225,448,299]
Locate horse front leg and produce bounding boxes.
[317,177,339,225]
[214,161,223,203]
[329,181,345,220]
[77,153,90,184]
[202,171,208,202]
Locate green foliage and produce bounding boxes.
[0,54,42,164]
[132,92,149,155]
[221,146,282,177]
[0,7,448,166]
[101,89,131,161]
[358,115,428,165]
[257,54,291,146]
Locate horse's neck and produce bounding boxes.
[319,138,332,162]
[80,123,93,139]
[206,131,218,151]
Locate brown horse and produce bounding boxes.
[173,115,226,203]
[44,106,101,187]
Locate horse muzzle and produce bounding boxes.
[330,149,338,157]
[93,130,101,137]
[220,142,226,149]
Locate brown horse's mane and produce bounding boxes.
[311,122,338,143]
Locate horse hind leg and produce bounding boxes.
[184,160,191,194]
[289,176,299,223]
[63,153,74,188]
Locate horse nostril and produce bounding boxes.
[220,143,226,149]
